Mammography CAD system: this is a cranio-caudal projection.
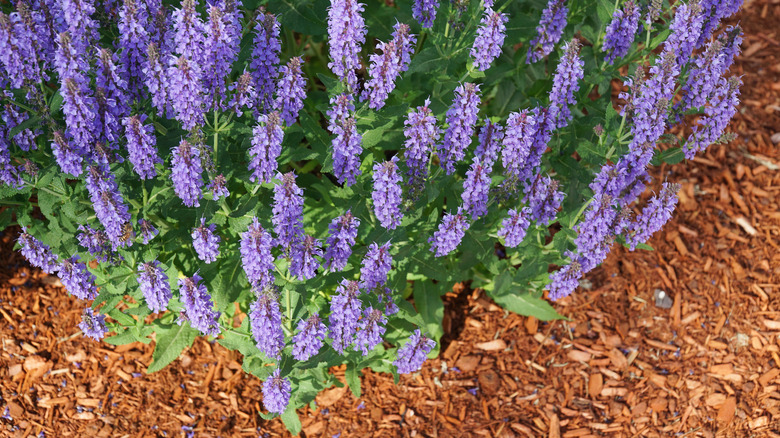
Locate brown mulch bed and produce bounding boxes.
[2,1,780,437]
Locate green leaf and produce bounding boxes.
[147,323,198,373]
[651,147,685,166]
[345,362,361,397]
[281,407,303,435]
[489,289,563,321]
[413,280,444,343]
[7,115,41,140]
[269,0,327,35]
[49,91,63,114]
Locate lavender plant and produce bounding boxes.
[1,0,744,432]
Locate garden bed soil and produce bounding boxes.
[2,0,780,436]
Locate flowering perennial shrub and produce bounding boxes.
[0,0,743,431]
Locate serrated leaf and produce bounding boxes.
[281,407,302,434]
[413,280,444,344]
[345,362,361,397]
[488,289,563,321]
[147,323,198,373]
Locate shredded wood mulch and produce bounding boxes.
[2,1,780,437]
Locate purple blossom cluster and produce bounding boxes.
[18,228,59,274]
[602,0,640,64]
[138,219,158,244]
[240,218,276,289]
[548,40,583,130]
[79,308,107,340]
[698,0,743,47]
[50,130,83,177]
[137,261,171,313]
[77,225,115,263]
[573,194,623,272]
[95,48,129,150]
[292,314,327,361]
[429,208,470,257]
[172,0,204,63]
[2,99,38,151]
[58,255,98,300]
[272,172,305,253]
[439,83,481,174]
[331,117,363,186]
[501,110,536,186]
[403,99,440,189]
[250,12,281,112]
[123,115,160,180]
[0,134,22,188]
[0,11,41,87]
[677,28,742,114]
[461,158,491,219]
[262,369,291,414]
[274,57,307,126]
[249,112,284,184]
[203,3,240,111]
[683,77,741,159]
[142,43,171,118]
[170,140,204,207]
[372,158,403,230]
[118,0,150,99]
[228,72,257,115]
[547,253,582,301]
[290,235,322,281]
[329,279,362,354]
[498,208,531,248]
[474,120,503,168]
[355,307,386,355]
[664,1,705,67]
[168,56,205,131]
[323,211,360,271]
[527,0,569,63]
[360,241,392,291]
[393,329,435,374]
[250,289,285,359]
[84,164,132,248]
[208,174,230,201]
[626,183,681,250]
[364,23,416,109]
[327,0,366,91]
[178,274,221,336]
[470,8,508,71]
[524,175,564,225]
[191,218,221,263]
[412,0,439,28]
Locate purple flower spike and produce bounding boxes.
[547,254,582,301]
[168,56,205,131]
[77,225,115,263]
[524,174,564,225]
[177,273,221,336]
[203,3,239,111]
[290,235,322,281]
[548,39,584,130]
[678,29,742,114]
[626,183,681,250]
[172,0,204,63]
[403,98,440,192]
[84,164,132,248]
[228,72,257,115]
[0,12,38,87]
[332,117,363,186]
[683,77,741,159]
[292,314,328,361]
[0,134,21,189]
[95,48,130,148]
[355,307,387,355]
[461,157,492,219]
[123,115,160,180]
[574,194,621,272]
[372,157,403,230]
[61,0,98,53]
[138,219,158,244]
[208,174,230,201]
[240,218,276,289]
[118,0,150,99]
[474,119,503,168]
[429,208,470,257]
[262,369,291,414]
[274,57,307,126]
[664,1,704,67]
[272,172,305,253]
[323,211,360,272]
[50,130,83,177]
[470,7,508,71]
[58,256,97,300]
[412,0,439,28]
[360,241,392,291]
[191,219,220,264]
[498,208,531,248]
[439,83,481,174]
[137,261,171,313]
[527,0,569,63]
[364,23,417,109]
[249,111,284,184]
[250,12,281,113]
[250,288,285,360]
[60,77,98,156]
[327,0,366,92]
[2,100,39,151]
[18,228,59,274]
[327,93,355,132]
[393,329,435,374]
[500,110,536,186]
[329,279,362,354]
[142,43,171,118]
[170,140,204,207]
[79,308,107,341]
[602,0,640,64]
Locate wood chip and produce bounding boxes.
[475,339,506,351]
[717,397,736,425]
[588,374,603,398]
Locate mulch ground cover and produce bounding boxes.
[2,1,780,437]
